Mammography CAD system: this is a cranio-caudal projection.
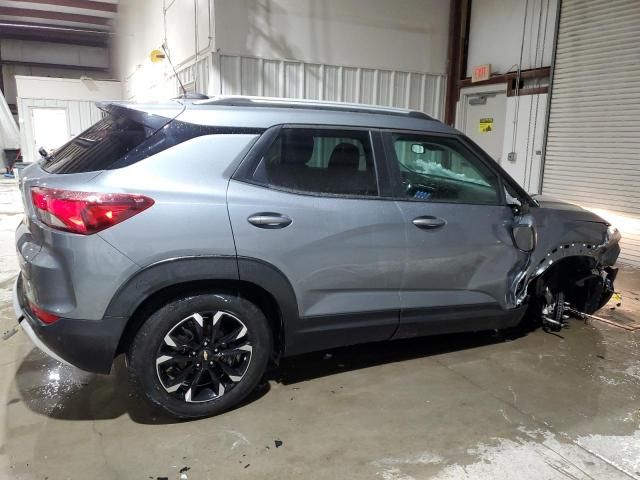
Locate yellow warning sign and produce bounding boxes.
[479,117,494,133]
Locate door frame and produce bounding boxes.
[28,106,71,159]
[378,129,510,206]
[232,124,397,199]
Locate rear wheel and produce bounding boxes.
[127,294,272,419]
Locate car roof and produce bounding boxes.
[100,96,458,134]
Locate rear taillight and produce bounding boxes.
[31,186,154,235]
[28,301,60,324]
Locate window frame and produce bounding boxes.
[232,124,391,200]
[380,129,508,206]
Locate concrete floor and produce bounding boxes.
[1,179,640,480]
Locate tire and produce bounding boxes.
[127,293,272,419]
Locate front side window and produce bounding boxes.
[247,128,378,196]
[390,134,500,204]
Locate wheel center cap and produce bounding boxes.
[202,350,211,361]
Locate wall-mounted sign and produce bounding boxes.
[479,117,494,133]
[472,64,491,83]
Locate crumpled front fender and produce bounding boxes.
[507,203,620,308]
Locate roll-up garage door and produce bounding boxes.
[543,0,640,266]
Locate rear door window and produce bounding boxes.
[242,128,379,196]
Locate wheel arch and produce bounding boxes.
[106,256,299,361]
[527,255,614,313]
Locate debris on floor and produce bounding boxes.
[568,290,640,331]
[595,289,640,330]
[2,326,18,341]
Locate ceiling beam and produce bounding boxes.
[0,59,110,73]
[0,22,109,47]
[5,0,117,14]
[0,6,110,25]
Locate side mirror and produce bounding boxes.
[512,225,536,252]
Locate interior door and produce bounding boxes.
[462,91,507,164]
[382,131,527,338]
[227,127,405,351]
[31,108,70,160]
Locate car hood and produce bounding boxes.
[532,195,608,225]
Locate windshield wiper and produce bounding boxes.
[38,146,51,161]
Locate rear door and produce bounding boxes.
[381,131,527,338]
[227,126,404,352]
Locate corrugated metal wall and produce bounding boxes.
[176,55,213,96]
[543,0,640,266]
[17,98,102,162]
[173,52,446,120]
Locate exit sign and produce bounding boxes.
[472,64,491,82]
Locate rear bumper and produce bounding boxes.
[13,274,125,374]
[13,276,71,367]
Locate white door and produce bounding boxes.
[31,108,70,159]
[462,91,507,164]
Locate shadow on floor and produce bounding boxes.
[12,323,535,424]
[269,324,534,385]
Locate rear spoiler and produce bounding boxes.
[96,101,186,131]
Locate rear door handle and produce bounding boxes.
[247,212,292,229]
[412,216,446,230]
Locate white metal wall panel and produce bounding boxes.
[212,53,446,120]
[176,55,212,95]
[543,0,640,265]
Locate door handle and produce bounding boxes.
[247,212,292,229]
[412,216,446,230]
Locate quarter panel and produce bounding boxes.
[95,134,258,266]
[15,220,139,320]
[16,162,140,321]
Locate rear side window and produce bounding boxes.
[40,112,238,173]
[245,128,378,196]
[42,114,155,173]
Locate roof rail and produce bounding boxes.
[172,92,210,101]
[194,95,434,120]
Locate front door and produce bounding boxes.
[227,126,405,352]
[382,131,527,338]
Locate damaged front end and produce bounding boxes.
[508,197,621,331]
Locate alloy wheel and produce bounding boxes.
[155,311,253,403]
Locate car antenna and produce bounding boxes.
[161,43,187,98]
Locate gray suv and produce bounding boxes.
[13,96,620,418]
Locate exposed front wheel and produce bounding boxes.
[127,294,272,419]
